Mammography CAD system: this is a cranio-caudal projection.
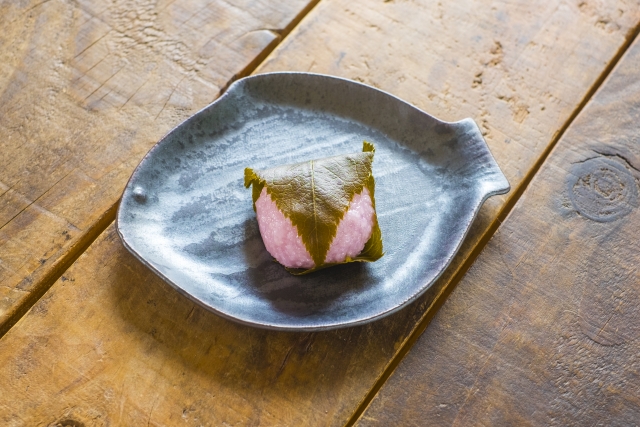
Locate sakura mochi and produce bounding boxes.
[244,142,383,274]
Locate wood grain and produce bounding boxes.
[0,0,318,333]
[1,0,640,426]
[356,32,640,427]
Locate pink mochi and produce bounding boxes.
[254,187,375,269]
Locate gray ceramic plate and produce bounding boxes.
[116,72,509,331]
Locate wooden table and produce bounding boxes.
[1,0,639,425]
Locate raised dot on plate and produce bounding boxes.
[132,186,147,203]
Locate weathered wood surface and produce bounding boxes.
[356,33,640,427]
[0,0,318,333]
[2,0,640,426]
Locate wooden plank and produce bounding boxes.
[1,0,640,426]
[0,0,319,334]
[356,34,640,427]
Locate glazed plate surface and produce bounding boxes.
[117,72,509,331]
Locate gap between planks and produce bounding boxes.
[344,19,640,427]
[216,0,322,97]
[0,202,118,339]
[0,0,322,342]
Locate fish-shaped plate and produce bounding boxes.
[117,72,510,331]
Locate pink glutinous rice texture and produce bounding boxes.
[255,187,314,269]
[255,187,375,269]
[324,188,374,263]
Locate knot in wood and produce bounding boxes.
[569,157,637,222]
